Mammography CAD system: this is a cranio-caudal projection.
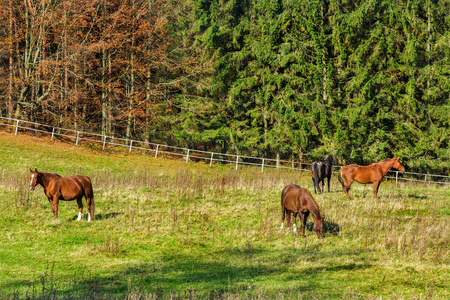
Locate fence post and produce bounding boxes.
[395,171,398,187]
[210,152,214,167]
[129,140,133,154]
[51,127,55,141]
[186,149,190,163]
[261,158,265,172]
[155,144,159,158]
[75,131,79,145]
[236,156,239,170]
[103,136,107,150]
[424,174,427,183]
[15,120,19,135]
[299,163,302,180]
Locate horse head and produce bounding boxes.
[313,216,325,238]
[29,168,39,191]
[393,157,405,172]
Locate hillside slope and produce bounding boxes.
[0,132,448,299]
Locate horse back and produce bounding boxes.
[358,164,384,182]
[282,185,319,215]
[342,164,383,183]
[281,184,302,213]
[57,176,93,201]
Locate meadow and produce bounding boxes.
[0,131,448,299]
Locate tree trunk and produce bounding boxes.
[7,0,14,118]
[126,1,136,141]
[101,48,108,137]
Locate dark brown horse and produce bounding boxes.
[280,184,324,238]
[310,154,333,194]
[338,157,405,199]
[29,169,95,221]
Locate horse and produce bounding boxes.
[337,157,405,199]
[280,184,325,238]
[29,168,95,221]
[310,154,333,194]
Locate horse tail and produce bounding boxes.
[85,177,95,220]
[90,192,95,220]
[281,186,288,227]
[313,162,320,194]
[281,184,289,206]
[338,169,345,190]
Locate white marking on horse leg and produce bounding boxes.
[87,213,91,222]
[77,212,82,221]
[293,223,297,233]
[280,223,284,230]
[29,174,34,190]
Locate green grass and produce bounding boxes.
[0,131,449,299]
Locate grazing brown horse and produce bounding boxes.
[280,184,325,238]
[310,154,333,194]
[338,157,405,199]
[29,169,95,221]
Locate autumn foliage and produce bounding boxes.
[0,0,200,142]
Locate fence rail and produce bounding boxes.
[1,117,449,185]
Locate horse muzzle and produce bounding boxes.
[30,186,35,191]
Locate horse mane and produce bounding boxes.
[39,171,62,178]
[377,158,398,166]
[379,158,392,162]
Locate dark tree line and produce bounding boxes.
[1,0,449,173]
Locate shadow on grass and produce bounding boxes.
[405,194,427,199]
[69,212,121,221]
[95,212,122,220]
[1,246,368,299]
[305,220,340,236]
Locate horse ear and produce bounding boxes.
[34,168,37,172]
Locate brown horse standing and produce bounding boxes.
[29,169,95,221]
[280,184,324,238]
[338,157,405,199]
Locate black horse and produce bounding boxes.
[310,154,333,194]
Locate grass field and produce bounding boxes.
[0,131,448,299]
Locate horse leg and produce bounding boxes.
[51,198,59,219]
[338,172,352,199]
[293,213,297,233]
[286,211,292,229]
[342,177,353,199]
[76,198,83,221]
[327,175,331,192]
[312,177,317,194]
[301,211,310,237]
[85,196,92,222]
[281,207,286,230]
[47,198,54,218]
[321,178,325,194]
[373,181,381,199]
